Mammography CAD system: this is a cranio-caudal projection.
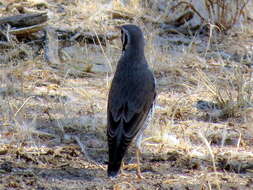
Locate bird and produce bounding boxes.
[107,24,156,179]
[195,100,223,119]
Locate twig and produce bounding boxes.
[198,132,221,190]
[73,136,106,170]
[14,96,35,117]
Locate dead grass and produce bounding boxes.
[0,0,253,189]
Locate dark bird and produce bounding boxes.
[107,24,156,179]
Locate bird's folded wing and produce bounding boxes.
[107,101,151,142]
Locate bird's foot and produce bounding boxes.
[123,164,144,179]
[120,167,131,177]
[136,172,143,180]
[121,164,144,179]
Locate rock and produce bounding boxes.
[89,63,110,73]
[60,45,111,74]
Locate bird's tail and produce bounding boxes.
[107,121,130,178]
[107,157,122,178]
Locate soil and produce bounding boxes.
[0,0,253,190]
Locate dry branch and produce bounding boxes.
[108,9,137,20]
[0,12,47,27]
[172,11,194,27]
[74,31,118,46]
[56,29,118,46]
[0,13,48,39]
[108,9,161,25]
[0,41,13,48]
[9,23,47,35]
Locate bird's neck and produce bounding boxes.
[123,44,145,60]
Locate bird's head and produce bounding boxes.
[116,24,145,52]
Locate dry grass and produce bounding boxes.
[0,0,253,189]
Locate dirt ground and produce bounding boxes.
[0,0,253,189]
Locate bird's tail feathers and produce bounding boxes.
[107,121,128,178]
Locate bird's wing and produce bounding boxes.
[107,68,156,143]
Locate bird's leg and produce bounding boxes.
[120,162,126,176]
[135,133,143,179]
[136,147,143,179]
[120,161,125,175]
[120,161,131,177]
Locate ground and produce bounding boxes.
[0,0,253,189]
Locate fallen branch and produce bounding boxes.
[56,29,118,46]
[108,9,162,25]
[9,23,47,35]
[0,12,48,27]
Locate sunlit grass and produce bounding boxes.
[0,0,252,188]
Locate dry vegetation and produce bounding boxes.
[0,0,253,189]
